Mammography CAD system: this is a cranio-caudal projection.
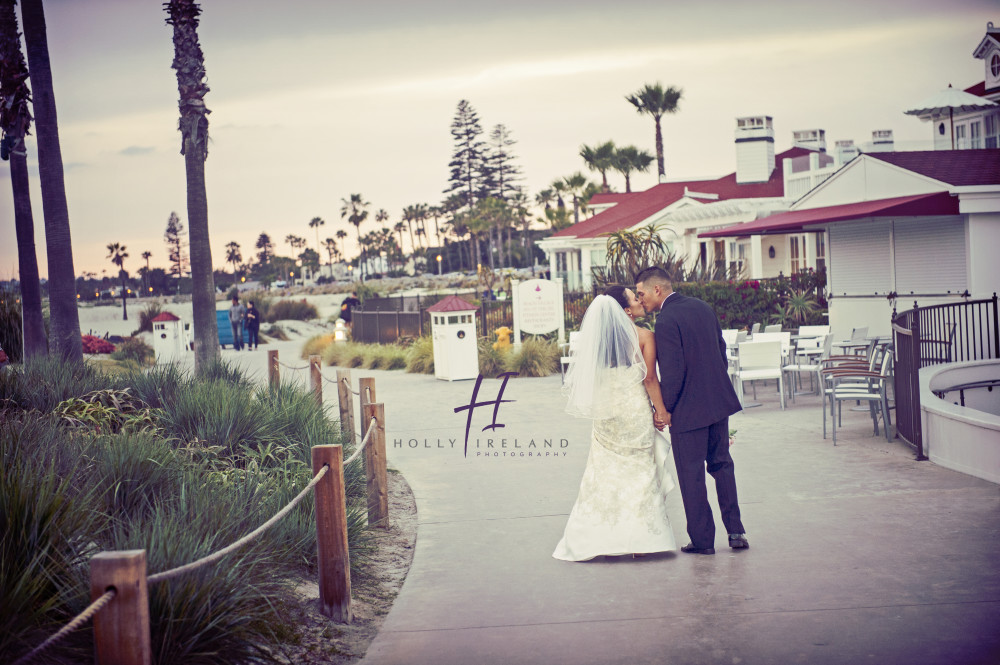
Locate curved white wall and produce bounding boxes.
[920,360,1000,484]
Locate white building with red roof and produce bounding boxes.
[538,115,854,291]
[701,149,1000,338]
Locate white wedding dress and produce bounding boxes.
[553,368,677,561]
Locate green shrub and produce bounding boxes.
[264,324,288,341]
[504,337,558,377]
[0,355,105,412]
[478,337,508,378]
[405,336,434,374]
[301,333,335,359]
[111,336,155,366]
[134,302,164,334]
[266,299,318,322]
[323,341,366,368]
[0,359,376,664]
[0,283,23,364]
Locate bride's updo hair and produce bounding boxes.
[602,285,630,310]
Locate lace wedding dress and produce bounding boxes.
[553,368,677,561]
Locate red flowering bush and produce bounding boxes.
[81,334,116,354]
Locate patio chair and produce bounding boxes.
[733,340,785,410]
[750,322,762,335]
[783,333,833,402]
[560,331,581,384]
[920,323,957,364]
[764,324,782,333]
[821,351,893,445]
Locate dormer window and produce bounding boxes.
[992,53,1000,78]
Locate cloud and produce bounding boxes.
[119,145,155,156]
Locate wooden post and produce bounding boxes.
[358,377,376,414]
[91,550,152,665]
[309,355,322,406]
[336,369,356,447]
[268,349,279,389]
[312,445,352,623]
[363,402,389,528]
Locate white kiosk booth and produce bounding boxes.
[151,311,190,363]
[427,295,479,381]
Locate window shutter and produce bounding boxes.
[829,220,891,296]
[893,217,966,296]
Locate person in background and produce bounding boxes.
[245,300,261,350]
[229,296,246,351]
[340,291,361,332]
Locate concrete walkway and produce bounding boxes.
[207,345,1000,664]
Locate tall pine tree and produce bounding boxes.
[444,100,486,213]
[487,123,521,202]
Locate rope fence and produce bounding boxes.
[147,464,330,585]
[12,590,117,665]
[345,416,378,466]
[13,371,389,665]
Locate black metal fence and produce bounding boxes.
[352,311,424,344]
[891,294,999,460]
[352,288,598,344]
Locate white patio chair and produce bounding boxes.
[764,324,782,333]
[560,331,581,383]
[783,333,833,402]
[821,351,893,445]
[733,340,785,410]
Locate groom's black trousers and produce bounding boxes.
[672,416,744,548]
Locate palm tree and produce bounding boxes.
[375,208,389,228]
[107,242,129,320]
[429,205,443,248]
[0,0,47,359]
[562,172,589,224]
[309,216,325,253]
[141,250,153,292]
[165,0,219,372]
[535,188,555,210]
[340,193,369,280]
[579,141,616,192]
[612,145,655,193]
[21,0,82,361]
[392,221,406,255]
[401,204,418,253]
[625,82,683,180]
[255,232,272,265]
[225,241,241,275]
[323,237,337,266]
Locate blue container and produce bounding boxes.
[217,310,250,348]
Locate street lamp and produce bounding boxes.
[436,254,442,275]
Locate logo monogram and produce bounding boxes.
[453,372,519,457]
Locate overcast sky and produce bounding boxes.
[0,0,994,279]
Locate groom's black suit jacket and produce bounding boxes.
[654,293,742,433]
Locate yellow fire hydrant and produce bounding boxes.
[493,326,513,352]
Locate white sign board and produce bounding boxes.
[513,279,565,345]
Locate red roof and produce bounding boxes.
[965,81,987,97]
[426,295,478,312]
[151,311,181,322]
[554,147,815,239]
[867,150,1000,187]
[698,192,959,238]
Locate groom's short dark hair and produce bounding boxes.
[635,266,670,288]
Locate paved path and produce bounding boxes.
[200,346,1000,664]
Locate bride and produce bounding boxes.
[553,286,677,561]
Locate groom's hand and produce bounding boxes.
[653,407,670,430]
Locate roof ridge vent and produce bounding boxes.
[683,187,719,200]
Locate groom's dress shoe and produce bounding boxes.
[681,543,715,555]
[729,534,750,549]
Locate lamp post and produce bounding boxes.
[436,254,442,275]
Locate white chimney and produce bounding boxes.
[792,129,826,152]
[735,115,775,184]
[869,129,894,152]
[835,139,859,165]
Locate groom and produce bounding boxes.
[635,266,748,554]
